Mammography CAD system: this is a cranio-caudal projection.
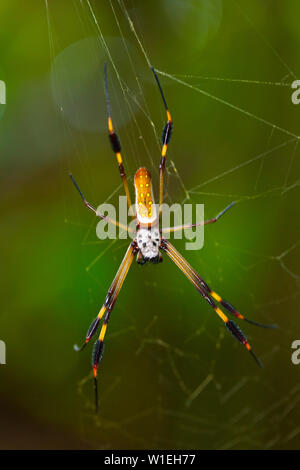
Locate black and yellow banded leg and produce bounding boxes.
[92,312,109,413]
[160,238,265,368]
[74,242,137,353]
[209,291,277,329]
[201,294,263,368]
[104,64,134,218]
[91,242,136,412]
[162,238,277,329]
[151,67,173,217]
[91,322,111,413]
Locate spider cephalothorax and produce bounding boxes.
[136,226,162,264]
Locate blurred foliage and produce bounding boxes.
[0,0,300,449]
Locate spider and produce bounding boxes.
[70,64,277,411]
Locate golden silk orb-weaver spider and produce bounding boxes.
[70,64,277,411]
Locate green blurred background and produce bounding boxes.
[1,0,300,449]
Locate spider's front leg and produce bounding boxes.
[104,64,134,218]
[74,241,137,411]
[151,67,173,218]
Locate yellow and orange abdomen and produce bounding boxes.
[134,167,157,225]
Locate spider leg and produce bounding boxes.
[74,241,137,412]
[161,238,273,368]
[104,64,134,218]
[69,173,131,233]
[151,67,173,218]
[162,201,236,234]
[162,239,277,329]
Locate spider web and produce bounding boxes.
[46,0,300,449]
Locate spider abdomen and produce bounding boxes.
[134,167,158,225]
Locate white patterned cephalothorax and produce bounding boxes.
[136,226,161,261]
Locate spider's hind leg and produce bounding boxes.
[151,253,163,264]
[137,252,147,265]
[136,252,163,264]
